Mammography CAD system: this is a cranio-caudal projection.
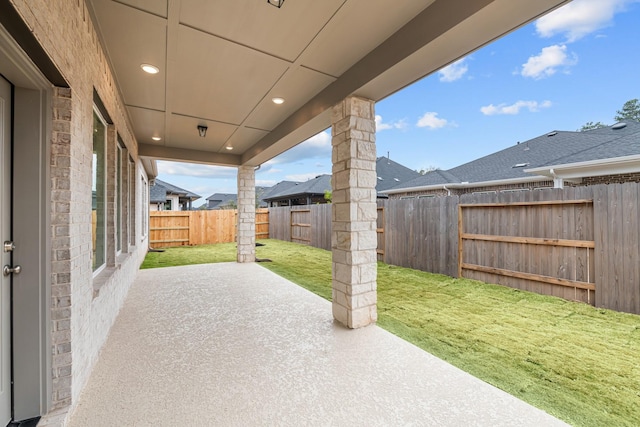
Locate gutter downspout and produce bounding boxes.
[442,185,451,196]
[550,168,564,189]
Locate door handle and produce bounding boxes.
[3,265,21,276]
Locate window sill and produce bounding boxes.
[92,252,132,299]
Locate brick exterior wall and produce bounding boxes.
[389,180,555,198]
[9,0,150,419]
[390,174,640,199]
[50,87,73,408]
[582,172,640,185]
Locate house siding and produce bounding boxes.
[390,173,640,199]
[9,0,149,420]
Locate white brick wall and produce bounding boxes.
[9,0,150,419]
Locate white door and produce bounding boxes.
[0,75,13,424]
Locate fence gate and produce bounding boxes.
[458,199,596,304]
[290,208,311,245]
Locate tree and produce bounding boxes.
[221,200,237,210]
[323,190,332,203]
[578,121,607,132]
[614,98,640,122]
[417,166,439,175]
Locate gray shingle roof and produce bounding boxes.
[206,193,237,209]
[153,179,201,200]
[375,157,421,192]
[259,181,299,200]
[264,175,332,201]
[262,158,419,202]
[150,183,167,203]
[388,120,640,191]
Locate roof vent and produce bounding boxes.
[547,131,558,137]
[512,163,529,168]
[612,122,627,130]
[377,176,383,180]
[393,178,400,182]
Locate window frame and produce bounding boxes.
[116,139,124,255]
[92,107,108,275]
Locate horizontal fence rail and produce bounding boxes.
[150,209,268,247]
[266,182,640,315]
[458,199,596,305]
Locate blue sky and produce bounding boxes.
[157,0,640,207]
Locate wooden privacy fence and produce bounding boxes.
[149,209,269,248]
[267,183,640,315]
[269,204,332,250]
[458,199,595,304]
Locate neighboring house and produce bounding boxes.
[263,157,419,206]
[257,181,299,206]
[264,174,332,206]
[374,156,422,196]
[206,187,277,209]
[206,193,238,210]
[382,121,640,198]
[150,179,201,211]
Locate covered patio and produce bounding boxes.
[60,263,565,426]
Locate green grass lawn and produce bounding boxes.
[142,239,640,427]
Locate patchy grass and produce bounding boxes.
[142,239,640,427]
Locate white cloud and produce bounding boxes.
[375,115,407,131]
[520,45,577,79]
[536,0,636,42]
[416,112,449,129]
[285,172,328,182]
[480,100,552,116]
[157,160,236,179]
[438,58,468,82]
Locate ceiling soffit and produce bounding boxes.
[89,0,570,167]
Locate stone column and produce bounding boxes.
[331,96,377,329]
[237,165,256,263]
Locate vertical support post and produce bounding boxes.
[458,204,463,278]
[237,166,255,263]
[331,96,377,329]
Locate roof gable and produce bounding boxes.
[154,179,201,200]
[375,157,421,192]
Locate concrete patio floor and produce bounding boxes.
[67,263,567,427]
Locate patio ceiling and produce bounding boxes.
[88,0,570,168]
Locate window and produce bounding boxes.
[142,176,148,239]
[92,110,107,272]
[164,200,172,211]
[129,157,136,247]
[116,140,123,254]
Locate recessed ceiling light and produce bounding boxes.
[225,146,234,151]
[141,64,159,74]
[152,136,161,141]
[272,97,285,105]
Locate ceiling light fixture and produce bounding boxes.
[272,97,285,104]
[141,64,159,74]
[225,146,234,151]
[197,125,208,138]
[267,0,285,8]
[152,136,161,141]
